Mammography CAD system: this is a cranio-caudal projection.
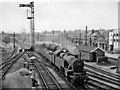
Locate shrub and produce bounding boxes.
[2,36,10,44]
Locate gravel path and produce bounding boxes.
[2,68,31,88]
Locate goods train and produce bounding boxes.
[38,43,88,87]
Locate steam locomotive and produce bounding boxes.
[37,43,88,87]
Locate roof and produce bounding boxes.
[91,32,99,37]
[76,45,105,53]
[87,31,93,36]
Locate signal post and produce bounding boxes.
[19,2,35,50]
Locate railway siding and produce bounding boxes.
[34,59,62,90]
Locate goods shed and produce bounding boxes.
[74,45,106,62]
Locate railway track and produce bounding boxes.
[84,64,120,90]
[32,51,76,90]
[0,50,22,70]
[85,64,120,80]
[34,59,65,90]
[0,51,25,79]
[10,46,19,58]
[0,46,19,67]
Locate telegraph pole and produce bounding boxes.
[85,26,87,46]
[13,32,15,48]
[58,34,59,44]
[117,2,120,73]
[38,33,40,41]
[111,33,115,53]
[53,30,54,44]
[19,2,35,50]
[79,32,81,45]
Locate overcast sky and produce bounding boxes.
[0,0,119,33]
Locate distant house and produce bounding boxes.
[109,29,120,52]
[74,45,105,62]
[90,30,104,40]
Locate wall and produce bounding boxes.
[95,48,105,57]
[81,51,90,61]
[109,29,119,51]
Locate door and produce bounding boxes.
[92,52,97,62]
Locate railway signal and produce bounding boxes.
[19,2,35,51]
[19,4,33,7]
